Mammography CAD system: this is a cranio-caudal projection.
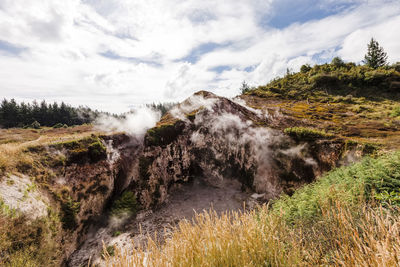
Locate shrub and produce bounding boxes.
[331,57,345,68]
[300,64,312,73]
[30,120,41,129]
[111,191,138,217]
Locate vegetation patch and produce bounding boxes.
[52,135,107,164]
[390,106,400,117]
[145,121,184,147]
[111,191,138,217]
[273,151,400,224]
[284,127,333,141]
[60,197,80,230]
[0,199,61,266]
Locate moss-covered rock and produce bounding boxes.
[284,127,334,141]
[145,121,185,147]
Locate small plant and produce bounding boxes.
[300,64,312,73]
[390,106,400,117]
[102,245,115,259]
[111,191,138,217]
[112,231,121,237]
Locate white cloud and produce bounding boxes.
[0,0,399,113]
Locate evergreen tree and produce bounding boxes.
[364,38,388,69]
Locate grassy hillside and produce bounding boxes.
[242,62,400,149]
[106,151,400,266]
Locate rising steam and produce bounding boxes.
[94,107,161,137]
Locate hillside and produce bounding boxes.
[244,62,400,149]
[1,62,400,266]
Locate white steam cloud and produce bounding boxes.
[95,107,161,137]
[170,94,218,122]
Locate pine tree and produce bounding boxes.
[364,38,388,69]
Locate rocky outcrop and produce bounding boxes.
[136,91,360,209]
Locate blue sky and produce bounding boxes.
[0,0,399,113]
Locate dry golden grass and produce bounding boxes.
[105,203,400,267]
[0,125,99,175]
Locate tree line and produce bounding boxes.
[0,99,109,128]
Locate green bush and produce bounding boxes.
[331,57,345,68]
[111,191,138,217]
[300,64,312,73]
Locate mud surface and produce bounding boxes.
[68,177,256,266]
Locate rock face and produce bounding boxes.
[59,134,143,264]
[136,91,356,209]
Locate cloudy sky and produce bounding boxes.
[0,0,399,113]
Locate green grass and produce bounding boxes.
[273,151,400,224]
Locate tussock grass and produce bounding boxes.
[105,203,400,267]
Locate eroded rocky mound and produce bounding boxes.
[136,91,358,209]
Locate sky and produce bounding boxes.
[0,0,399,113]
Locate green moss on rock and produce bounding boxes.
[145,121,184,147]
[284,127,334,141]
